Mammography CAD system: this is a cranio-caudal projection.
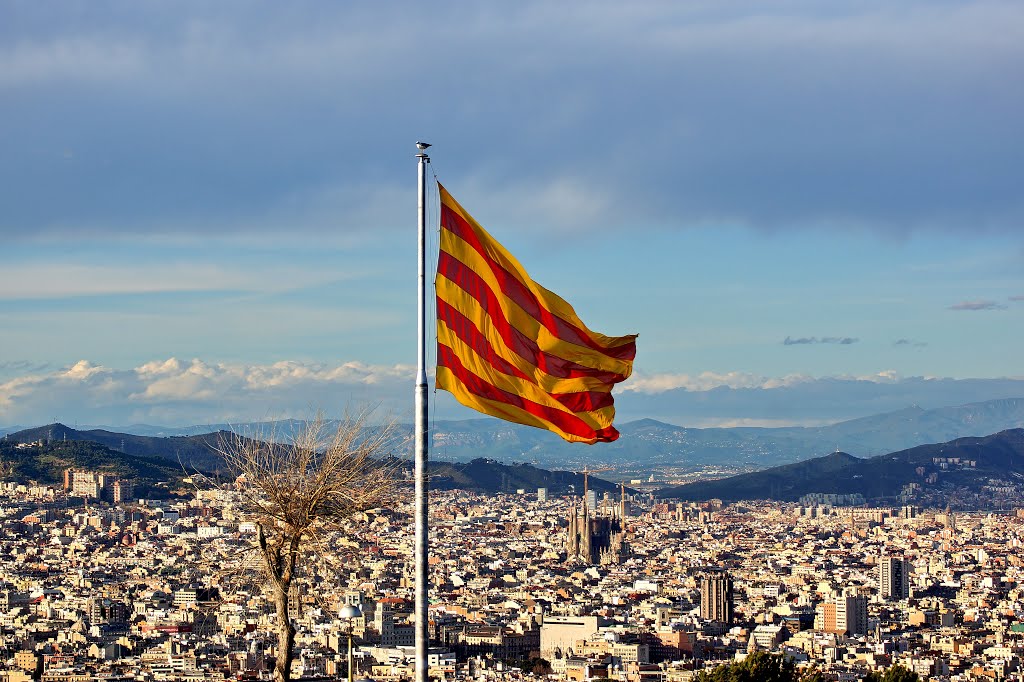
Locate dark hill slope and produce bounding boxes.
[427,458,621,495]
[658,428,1024,502]
[657,451,863,502]
[8,423,226,471]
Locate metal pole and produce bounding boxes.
[414,142,431,682]
[347,624,354,682]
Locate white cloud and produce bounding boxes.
[622,369,910,394]
[241,361,412,390]
[63,360,105,380]
[0,38,145,87]
[0,358,416,426]
[622,371,816,394]
[136,358,185,376]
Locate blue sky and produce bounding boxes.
[1,1,1022,428]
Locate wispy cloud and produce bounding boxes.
[948,300,1006,311]
[0,263,347,300]
[1010,295,1024,302]
[783,336,859,345]
[0,361,50,374]
[622,369,900,394]
[615,373,1024,426]
[894,339,928,348]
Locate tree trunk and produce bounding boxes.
[274,582,295,682]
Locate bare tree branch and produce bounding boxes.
[196,410,402,682]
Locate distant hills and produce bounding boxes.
[417,397,1024,469]
[3,423,227,471]
[2,396,1023,481]
[0,425,616,497]
[657,428,1024,502]
[300,398,1022,470]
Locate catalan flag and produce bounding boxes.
[435,184,637,444]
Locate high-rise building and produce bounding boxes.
[537,487,548,503]
[700,571,734,624]
[879,555,911,600]
[823,593,868,635]
[111,479,134,504]
[288,584,303,621]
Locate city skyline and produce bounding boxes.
[2,1,1022,427]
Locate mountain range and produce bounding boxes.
[425,398,1024,470]
[5,421,1023,504]
[657,428,1024,503]
[3,397,1023,474]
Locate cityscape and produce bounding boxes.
[3,2,1023,682]
[2,444,1024,681]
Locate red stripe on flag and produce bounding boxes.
[438,254,628,383]
[439,299,621,416]
[442,204,636,362]
[438,343,620,443]
[436,299,532,382]
[550,390,615,413]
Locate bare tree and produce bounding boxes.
[214,412,401,682]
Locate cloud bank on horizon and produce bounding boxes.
[2,359,1023,430]
[1,1,1022,428]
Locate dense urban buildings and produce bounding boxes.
[2,470,1024,681]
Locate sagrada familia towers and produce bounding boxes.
[566,481,629,566]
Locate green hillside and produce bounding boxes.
[0,434,619,498]
[0,437,193,496]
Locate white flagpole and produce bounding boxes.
[414,141,431,682]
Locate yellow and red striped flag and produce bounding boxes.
[435,184,637,444]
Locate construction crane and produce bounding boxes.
[574,465,613,507]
